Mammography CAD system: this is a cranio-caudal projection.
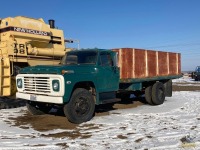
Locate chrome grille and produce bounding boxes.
[24,76,51,94]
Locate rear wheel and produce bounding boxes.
[164,79,172,97]
[63,88,95,124]
[26,101,52,115]
[152,82,165,105]
[145,86,153,105]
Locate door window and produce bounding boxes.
[100,53,113,66]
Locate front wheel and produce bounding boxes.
[63,88,95,124]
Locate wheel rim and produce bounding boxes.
[75,97,90,116]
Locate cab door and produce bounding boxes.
[97,51,119,92]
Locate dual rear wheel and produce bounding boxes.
[145,82,165,105]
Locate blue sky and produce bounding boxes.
[1,0,200,71]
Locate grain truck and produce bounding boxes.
[16,48,181,123]
[0,16,72,107]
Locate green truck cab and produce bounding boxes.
[16,49,181,124]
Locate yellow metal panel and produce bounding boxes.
[0,57,11,96]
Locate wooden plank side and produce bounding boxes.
[169,53,177,75]
[178,53,181,74]
[147,50,157,77]
[112,48,181,80]
[121,49,127,78]
[134,49,146,78]
[119,48,134,79]
[125,48,134,78]
[158,52,168,76]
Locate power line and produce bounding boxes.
[145,42,200,49]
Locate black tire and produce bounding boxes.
[63,88,95,124]
[164,79,172,97]
[152,82,165,105]
[26,101,51,115]
[145,86,153,105]
[195,76,200,81]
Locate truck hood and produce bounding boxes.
[19,64,98,74]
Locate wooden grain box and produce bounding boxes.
[112,48,181,79]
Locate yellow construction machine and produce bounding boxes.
[0,16,72,104]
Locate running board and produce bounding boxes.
[101,98,121,104]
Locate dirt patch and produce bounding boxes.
[56,143,69,149]
[172,81,200,91]
[41,130,92,139]
[117,135,127,139]
[113,101,143,109]
[31,144,46,147]
[173,85,200,91]
[9,112,77,131]
[135,137,144,143]
[146,135,153,138]
[8,111,101,139]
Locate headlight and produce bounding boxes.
[52,80,60,92]
[17,78,23,88]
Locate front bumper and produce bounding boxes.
[16,92,63,104]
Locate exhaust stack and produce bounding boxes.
[48,19,55,29]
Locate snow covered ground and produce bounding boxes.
[173,75,195,84]
[0,78,200,150]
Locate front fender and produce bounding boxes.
[63,74,99,104]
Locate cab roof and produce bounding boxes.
[67,48,111,53]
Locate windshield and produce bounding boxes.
[61,51,97,65]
